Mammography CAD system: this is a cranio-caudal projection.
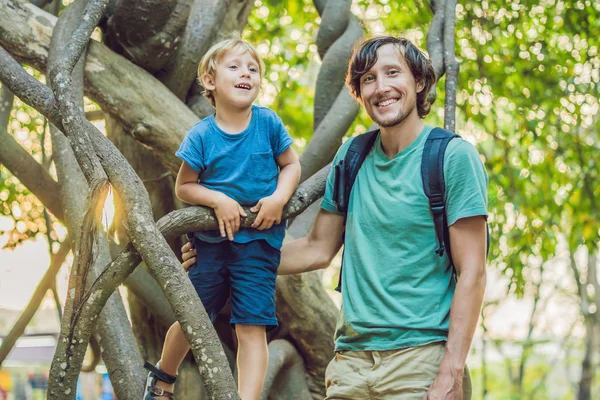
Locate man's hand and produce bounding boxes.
[424,365,464,400]
[181,241,196,272]
[250,194,285,230]
[213,193,247,240]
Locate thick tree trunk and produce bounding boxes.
[105,114,206,398]
[0,0,197,174]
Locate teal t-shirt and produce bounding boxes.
[321,125,488,351]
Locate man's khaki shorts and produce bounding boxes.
[325,342,472,400]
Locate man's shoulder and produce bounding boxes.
[336,130,378,159]
[444,136,481,163]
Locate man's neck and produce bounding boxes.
[378,112,425,159]
[214,103,253,134]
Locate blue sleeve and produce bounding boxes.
[175,127,205,173]
[270,113,293,158]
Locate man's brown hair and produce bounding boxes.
[346,36,436,118]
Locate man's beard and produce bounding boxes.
[371,100,415,128]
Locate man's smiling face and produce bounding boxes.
[359,43,424,128]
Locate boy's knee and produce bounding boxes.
[235,324,266,344]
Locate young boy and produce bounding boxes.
[143,37,301,400]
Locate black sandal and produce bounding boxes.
[143,361,177,399]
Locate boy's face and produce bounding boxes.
[203,48,261,110]
[358,43,424,127]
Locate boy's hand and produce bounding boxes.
[250,194,285,230]
[213,193,247,240]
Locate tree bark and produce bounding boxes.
[0,125,64,221]
[46,1,146,398]
[156,0,232,99]
[261,339,311,400]
[426,0,445,103]
[443,0,459,131]
[105,113,205,398]
[0,2,238,397]
[103,0,192,73]
[0,0,197,174]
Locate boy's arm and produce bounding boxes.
[175,162,246,240]
[251,147,300,230]
[278,208,345,275]
[175,161,223,208]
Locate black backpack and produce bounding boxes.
[331,127,488,292]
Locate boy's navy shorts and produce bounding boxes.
[188,238,280,330]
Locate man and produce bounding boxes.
[183,36,488,399]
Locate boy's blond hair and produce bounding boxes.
[198,35,265,107]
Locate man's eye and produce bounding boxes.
[363,76,374,82]
[389,69,399,75]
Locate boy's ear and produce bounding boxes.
[202,73,216,91]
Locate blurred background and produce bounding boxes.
[0,0,598,399]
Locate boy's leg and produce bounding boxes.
[154,321,191,395]
[228,240,280,400]
[235,324,268,400]
[147,239,229,397]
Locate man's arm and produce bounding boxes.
[426,215,487,400]
[278,208,345,275]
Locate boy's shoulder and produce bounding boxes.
[252,105,282,123]
[186,115,216,138]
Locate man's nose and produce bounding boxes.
[375,76,390,93]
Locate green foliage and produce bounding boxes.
[246,0,321,148]
[0,83,53,248]
[456,0,600,293]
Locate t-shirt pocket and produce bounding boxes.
[248,151,277,182]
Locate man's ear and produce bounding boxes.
[416,79,425,94]
[202,73,216,91]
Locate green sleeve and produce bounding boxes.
[444,139,489,225]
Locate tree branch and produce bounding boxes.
[157,0,231,99]
[426,0,445,103]
[104,0,192,73]
[443,0,459,131]
[260,339,311,400]
[315,0,351,60]
[0,86,13,128]
[299,88,359,182]
[0,0,196,174]
[0,125,65,221]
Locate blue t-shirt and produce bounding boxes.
[175,105,293,249]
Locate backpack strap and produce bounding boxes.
[332,130,379,292]
[333,130,379,215]
[421,128,460,269]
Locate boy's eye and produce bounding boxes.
[229,65,238,70]
[249,67,258,73]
